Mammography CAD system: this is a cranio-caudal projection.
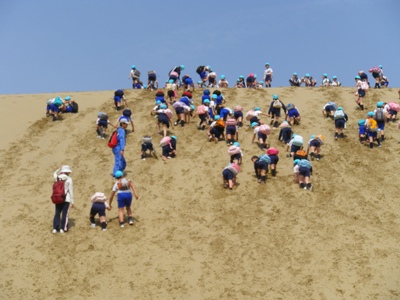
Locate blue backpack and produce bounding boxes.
[298,159,312,169]
[259,154,271,164]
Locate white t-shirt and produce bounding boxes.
[253,127,260,134]
[293,165,299,174]
[264,68,273,78]
[112,179,132,194]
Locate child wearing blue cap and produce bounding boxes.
[109,171,139,228]
[161,135,177,161]
[207,115,225,143]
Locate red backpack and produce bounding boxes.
[108,131,118,148]
[51,180,66,204]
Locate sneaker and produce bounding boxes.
[102,228,107,232]
[102,137,105,140]
[316,158,320,161]
[303,186,307,190]
[97,135,101,138]
[90,223,96,228]
[52,229,57,234]
[378,144,382,147]
[142,158,146,160]
[128,218,134,225]
[308,185,313,191]
[59,229,64,233]
[120,224,125,228]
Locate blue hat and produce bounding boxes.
[156,100,161,105]
[143,85,147,89]
[265,62,270,66]
[239,75,244,79]
[259,81,264,84]
[114,171,123,178]
[310,134,315,139]
[305,73,310,77]
[160,104,167,109]
[204,89,210,95]
[197,81,202,84]
[292,134,298,138]
[221,75,225,79]
[293,72,298,76]
[254,107,260,111]
[65,96,71,100]
[212,94,217,99]
[171,135,177,140]
[131,65,136,69]
[180,65,185,70]
[332,76,337,79]
[355,75,361,79]
[251,122,258,128]
[214,115,220,120]
[377,101,384,107]
[358,120,365,126]
[337,107,343,111]
[379,65,382,69]
[293,159,300,165]
[233,142,240,147]
[254,74,257,78]
[168,79,174,83]
[323,73,328,77]
[273,94,278,100]
[203,99,210,104]
[367,111,374,117]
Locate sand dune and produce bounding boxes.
[0,87,399,299]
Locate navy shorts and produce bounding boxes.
[98,119,108,128]
[117,192,132,208]
[175,107,184,115]
[290,145,301,153]
[162,145,173,157]
[389,109,397,116]
[367,131,377,138]
[256,161,268,171]
[377,121,385,130]
[270,108,281,118]
[211,126,224,138]
[226,125,236,135]
[222,169,234,180]
[299,166,311,177]
[309,140,321,148]
[158,115,170,127]
[335,119,345,129]
[141,143,154,152]
[372,72,380,79]
[325,105,334,112]
[199,114,207,122]
[269,155,279,165]
[358,89,365,97]
[148,74,156,81]
[114,96,122,103]
[265,74,272,82]
[249,116,259,124]
[234,111,243,119]
[257,132,267,141]
[90,202,106,217]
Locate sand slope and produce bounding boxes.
[0,87,399,299]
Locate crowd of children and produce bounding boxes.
[50,63,399,233]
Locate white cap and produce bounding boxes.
[60,165,72,173]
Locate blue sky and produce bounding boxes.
[0,0,399,94]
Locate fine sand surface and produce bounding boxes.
[0,87,399,300]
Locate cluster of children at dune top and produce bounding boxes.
[48,63,400,234]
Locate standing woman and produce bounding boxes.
[53,165,74,233]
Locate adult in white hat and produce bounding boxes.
[52,165,74,233]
